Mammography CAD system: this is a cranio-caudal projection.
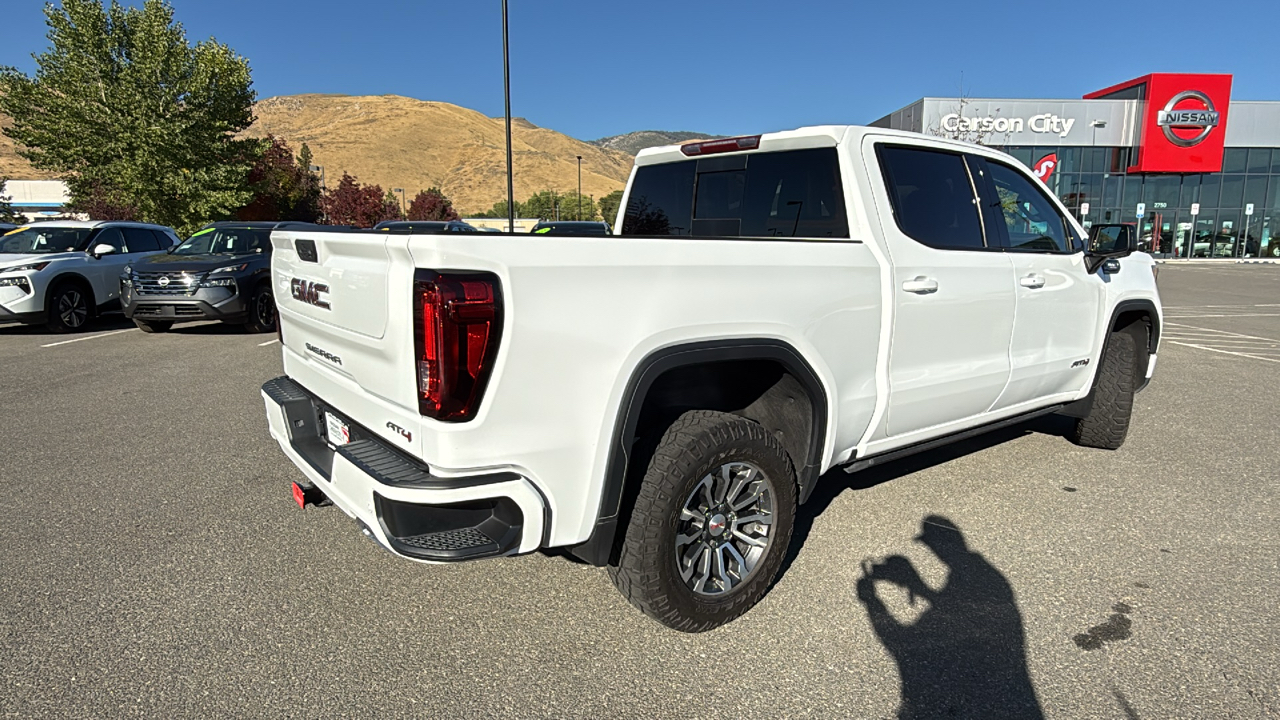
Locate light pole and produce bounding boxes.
[576,155,582,220]
[502,0,514,233]
[1090,119,1107,148]
[393,187,406,217]
[309,164,326,190]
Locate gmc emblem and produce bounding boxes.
[290,278,330,310]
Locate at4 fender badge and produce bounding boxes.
[1071,358,1091,368]
[386,422,412,442]
[291,278,330,309]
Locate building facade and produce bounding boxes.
[874,74,1280,258]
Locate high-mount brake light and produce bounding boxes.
[413,271,503,422]
[680,135,761,157]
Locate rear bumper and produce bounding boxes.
[261,376,545,562]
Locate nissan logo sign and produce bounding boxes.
[1156,90,1220,148]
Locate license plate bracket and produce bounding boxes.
[324,410,350,447]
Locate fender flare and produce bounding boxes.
[1064,298,1161,418]
[568,338,828,566]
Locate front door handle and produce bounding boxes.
[902,276,939,294]
[1019,274,1046,289]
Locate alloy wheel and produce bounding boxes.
[59,290,88,328]
[675,461,775,596]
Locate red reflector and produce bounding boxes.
[291,482,306,508]
[413,271,503,422]
[680,135,761,156]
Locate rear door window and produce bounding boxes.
[876,145,986,250]
[122,227,161,252]
[621,147,848,238]
[622,161,695,235]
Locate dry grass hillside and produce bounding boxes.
[0,94,635,215]
[0,115,57,181]
[244,94,634,214]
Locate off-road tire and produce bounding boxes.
[608,410,797,632]
[134,319,172,333]
[1070,329,1138,450]
[244,284,276,334]
[45,281,92,333]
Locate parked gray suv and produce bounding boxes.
[121,221,300,333]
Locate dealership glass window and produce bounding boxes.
[1056,148,1080,175]
[1222,148,1248,174]
[1198,175,1221,208]
[1179,174,1202,207]
[877,145,985,250]
[1219,175,1245,210]
[1008,147,1034,167]
[1081,148,1105,174]
[1107,148,1131,174]
[1101,175,1122,207]
[1246,148,1271,175]
[1244,176,1269,213]
[1122,175,1144,210]
[1147,176,1180,209]
[1268,175,1280,210]
[1270,149,1280,175]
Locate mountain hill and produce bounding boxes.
[244,94,635,214]
[589,130,725,156]
[0,94,637,215]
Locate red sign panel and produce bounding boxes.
[1033,153,1058,184]
[1085,73,1232,173]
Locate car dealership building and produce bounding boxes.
[874,73,1280,258]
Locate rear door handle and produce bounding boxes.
[902,276,939,294]
[1019,274,1046,289]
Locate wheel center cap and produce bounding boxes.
[707,514,727,536]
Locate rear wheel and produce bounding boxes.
[134,319,172,333]
[244,284,276,334]
[609,410,796,632]
[45,281,92,333]
[1070,329,1138,450]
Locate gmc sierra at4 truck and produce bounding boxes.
[261,126,1161,632]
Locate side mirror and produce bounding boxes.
[92,243,117,258]
[1085,224,1134,273]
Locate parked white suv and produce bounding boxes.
[0,220,180,331]
[261,126,1161,631]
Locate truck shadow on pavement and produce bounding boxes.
[783,415,1069,719]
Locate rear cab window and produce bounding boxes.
[621,147,848,238]
[875,145,986,251]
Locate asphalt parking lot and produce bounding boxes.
[2,263,1277,719]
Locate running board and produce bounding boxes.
[844,404,1065,474]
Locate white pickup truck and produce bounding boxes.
[261,126,1161,632]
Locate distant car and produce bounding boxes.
[0,223,18,235]
[529,220,611,236]
[373,220,479,233]
[477,227,502,233]
[0,220,180,332]
[121,221,298,334]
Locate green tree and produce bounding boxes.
[0,0,257,236]
[474,199,522,218]
[557,190,597,221]
[384,190,405,220]
[235,135,320,222]
[523,190,562,221]
[0,178,25,223]
[599,189,624,225]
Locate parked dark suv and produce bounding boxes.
[121,221,294,333]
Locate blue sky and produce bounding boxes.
[2,0,1277,141]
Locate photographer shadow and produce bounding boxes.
[857,515,1044,720]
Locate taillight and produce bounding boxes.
[413,270,503,422]
[680,135,761,156]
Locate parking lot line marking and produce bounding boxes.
[1165,313,1280,319]
[1167,342,1280,363]
[41,328,137,348]
[258,339,279,346]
